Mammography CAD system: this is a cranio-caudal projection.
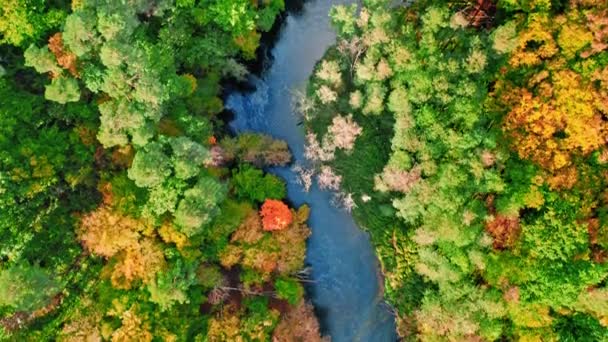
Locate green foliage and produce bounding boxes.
[202,200,253,260]
[196,264,223,289]
[62,10,98,58]
[190,0,283,59]
[0,76,96,271]
[0,0,67,47]
[143,179,183,218]
[0,264,59,312]
[109,173,149,216]
[44,77,80,104]
[555,313,608,342]
[199,0,259,37]
[240,296,280,337]
[23,45,61,75]
[174,176,227,236]
[497,0,552,12]
[1,0,308,339]
[170,137,210,180]
[305,0,608,339]
[128,143,172,188]
[274,277,304,305]
[148,258,198,311]
[330,5,358,37]
[232,164,286,203]
[257,0,285,32]
[521,208,589,262]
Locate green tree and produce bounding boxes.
[144,179,183,218]
[44,77,80,104]
[23,45,61,75]
[148,259,198,311]
[174,176,227,236]
[274,277,304,305]
[0,264,59,312]
[0,0,66,47]
[128,143,172,188]
[170,137,209,180]
[232,164,286,203]
[0,77,95,269]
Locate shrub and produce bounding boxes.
[274,277,304,305]
[232,165,286,203]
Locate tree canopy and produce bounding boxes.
[304,0,608,339]
[0,0,323,340]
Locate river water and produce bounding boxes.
[226,1,397,340]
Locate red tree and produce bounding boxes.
[260,199,293,231]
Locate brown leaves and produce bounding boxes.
[480,150,496,167]
[503,286,520,304]
[485,215,521,250]
[48,33,79,77]
[220,205,310,276]
[272,301,327,342]
[463,0,497,28]
[588,218,608,263]
[231,211,264,244]
[110,239,166,290]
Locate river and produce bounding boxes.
[226,1,398,341]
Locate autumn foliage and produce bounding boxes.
[498,5,608,184]
[48,33,78,77]
[305,1,608,340]
[77,206,144,258]
[1,0,314,340]
[222,205,310,276]
[502,71,607,173]
[272,301,327,342]
[485,215,521,250]
[260,199,293,231]
[77,206,166,289]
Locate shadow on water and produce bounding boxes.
[225,0,398,341]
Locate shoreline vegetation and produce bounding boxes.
[302,0,608,340]
[0,0,328,340]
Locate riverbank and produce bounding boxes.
[224,0,398,340]
[0,1,328,340]
[302,1,608,340]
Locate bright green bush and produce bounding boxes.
[274,277,304,305]
[232,164,286,203]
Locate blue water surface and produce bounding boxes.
[227,1,398,340]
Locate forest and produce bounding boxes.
[2,0,608,341]
[0,0,326,340]
[303,0,608,340]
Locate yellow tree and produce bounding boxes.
[503,70,606,187]
[78,206,166,289]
